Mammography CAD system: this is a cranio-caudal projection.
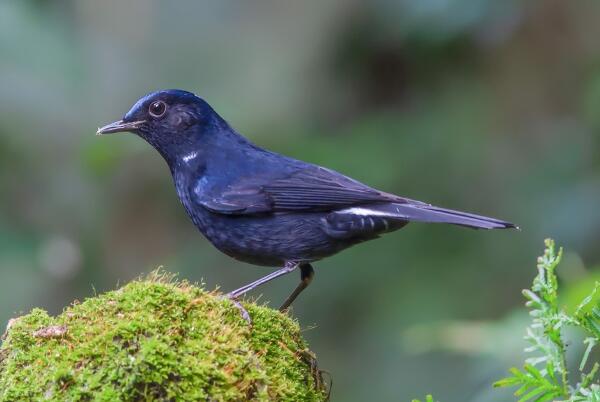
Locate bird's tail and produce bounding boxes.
[361,202,517,230]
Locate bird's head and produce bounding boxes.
[97,89,225,161]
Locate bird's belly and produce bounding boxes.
[189,210,345,266]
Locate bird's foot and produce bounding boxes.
[221,294,252,325]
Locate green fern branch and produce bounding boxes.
[412,395,436,402]
[495,239,600,402]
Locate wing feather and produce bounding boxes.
[195,166,402,214]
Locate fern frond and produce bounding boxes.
[496,239,600,401]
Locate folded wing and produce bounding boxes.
[195,165,402,214]
[193,164,516,231]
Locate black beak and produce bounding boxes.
[96,119,145,135]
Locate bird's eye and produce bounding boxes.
[148,101,167,118]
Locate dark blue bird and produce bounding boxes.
[97,89,516,313]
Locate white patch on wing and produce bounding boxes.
[182,151,198,163]
[338,207,397,217]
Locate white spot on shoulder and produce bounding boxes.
[338,207,395,217]
[182,151,198,163]
[193,176,209,195]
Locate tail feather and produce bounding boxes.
[361,202,517,230]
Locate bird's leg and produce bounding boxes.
[227,261,299,300]
[279,263,314,312]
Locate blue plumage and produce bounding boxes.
[97,89,516,311]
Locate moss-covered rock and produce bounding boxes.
[0,273,327,401]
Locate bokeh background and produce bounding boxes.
[1,1,600,400]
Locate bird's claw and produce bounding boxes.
[221,294,252,325]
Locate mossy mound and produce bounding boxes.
[0,274,327,401]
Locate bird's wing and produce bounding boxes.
[195,166,403,215]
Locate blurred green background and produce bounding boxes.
[1,1,600,400]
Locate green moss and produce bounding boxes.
[0,273,327,401]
